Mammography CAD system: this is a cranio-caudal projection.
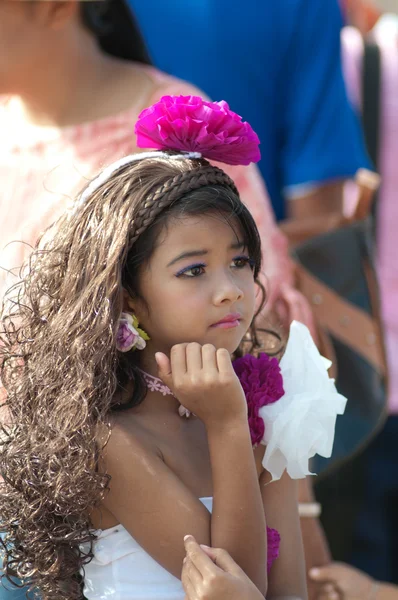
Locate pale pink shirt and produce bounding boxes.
[0,65,295,314]
[341,20,398,413]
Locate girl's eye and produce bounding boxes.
[232,256,254,269]
[176,264,206,278]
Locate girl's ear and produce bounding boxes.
[122,289,136,314]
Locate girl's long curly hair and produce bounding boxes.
[0,154,265,599]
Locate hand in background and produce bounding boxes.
[181,535,264,600]
[309,562,375,600]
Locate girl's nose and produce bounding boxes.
[213,272,244,305]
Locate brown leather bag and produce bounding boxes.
[280,169,388,477]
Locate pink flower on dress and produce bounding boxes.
[266,526,281,572]
[135,95,261,166]
[233,353,284,447]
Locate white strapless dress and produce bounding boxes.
[82,497,212,600]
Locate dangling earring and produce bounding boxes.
[116,312,150,352]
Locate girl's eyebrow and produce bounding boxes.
[167,250,208,267]
[167,242,245,267]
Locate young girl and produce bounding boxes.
[0,97,345,600]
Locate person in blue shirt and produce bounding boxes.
[128,0,370,221]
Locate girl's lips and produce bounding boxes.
[211,313,242,329]
[211,320,241,329]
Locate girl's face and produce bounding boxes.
[130,214,257,355]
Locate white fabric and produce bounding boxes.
[259,321,347,481]
[82,497,212,600]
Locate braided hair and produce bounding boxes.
[127,164,239,246]
[0,153,263,599]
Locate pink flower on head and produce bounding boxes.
[233,353,284,447]
[135,95,261,166]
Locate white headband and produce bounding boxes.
[76,150,202,209]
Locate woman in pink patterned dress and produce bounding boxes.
[0,0,311,331]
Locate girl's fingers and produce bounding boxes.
[186,343,203,374]
[184,536,216,577]
[170,343,188,379]
[155,352,172,388]
[201,344,218,375]
[215,347,233,375]
[202,546,244,578]
[181,569,199,600]
[181,568,198,600]
[184,558,203,587]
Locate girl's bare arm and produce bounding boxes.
[101,416,266,593]
[206,417,266,593]
[261,469,308,600]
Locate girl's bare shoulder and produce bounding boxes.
[96,407,164,466]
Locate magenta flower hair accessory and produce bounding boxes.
[116,312,149,352]
[135,95,261,166]
[233,353,284,447]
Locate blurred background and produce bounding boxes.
[0,0,397,599]
[375,0,397,11]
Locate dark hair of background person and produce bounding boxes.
[81,0,152,64]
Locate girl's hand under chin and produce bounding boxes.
[155,343,247,428]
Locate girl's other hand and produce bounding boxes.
[309,562,375,600]
[181,535,264,600]
[155,343,247,427]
